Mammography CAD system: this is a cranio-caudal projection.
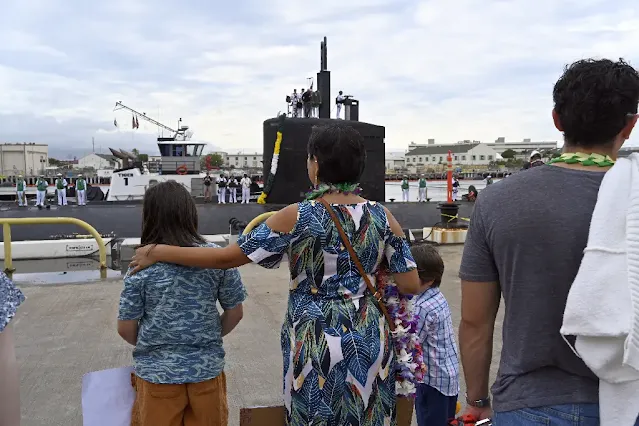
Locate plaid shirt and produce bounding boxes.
[415,287,460,396]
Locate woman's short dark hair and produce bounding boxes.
[553,58,639,147]
[141,181,206,247]
[410,242,445,287]
[307,124,366,185]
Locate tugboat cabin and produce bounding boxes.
[156,138,206,175]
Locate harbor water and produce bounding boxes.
[384,179,493,202]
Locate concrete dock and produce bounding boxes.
[12,245,504,426]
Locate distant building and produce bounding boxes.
[487,137,558,159]
[226,152,263,169]
[404,142,498,172]
[76,153,121,170]
[0,143,48,176]
[385,154,406,172]
[408,137,558,161]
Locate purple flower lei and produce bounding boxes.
[376,265,427,397]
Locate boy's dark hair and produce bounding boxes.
[410,242,444,287]
[553,58,639,147]
[141,181,206,247]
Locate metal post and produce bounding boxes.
[447,150,453,203]
[3,223,14,273]
[0,218,107,274]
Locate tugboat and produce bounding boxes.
[105,101,207,201]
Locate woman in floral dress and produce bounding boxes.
[130,124,421,425]
[1,272,25,425]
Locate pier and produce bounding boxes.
[10,246,503,426]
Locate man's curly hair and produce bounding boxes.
[553,58,639,147]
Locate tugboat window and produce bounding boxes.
[173,145,185,156]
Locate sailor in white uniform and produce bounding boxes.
[75,174,87,206]
[336,91,345,119]
[291,89,300,118]
[55,173,68,206]
[35,175,48,206]
[15,175,26,207]
[227,176,238,203]
[240,174,251,204]
[216,173,227,204]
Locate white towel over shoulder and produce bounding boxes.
[561,153,639,426]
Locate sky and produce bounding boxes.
[1,0,639,159]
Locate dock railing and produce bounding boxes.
[1,217,108,277]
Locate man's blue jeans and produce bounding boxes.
[494,403,639,425]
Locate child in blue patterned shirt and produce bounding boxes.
[117,181,247,426]
[411,243,460,426]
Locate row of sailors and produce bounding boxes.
[203,172,253,204]
[14,173,88,207]
[289,88,321,118]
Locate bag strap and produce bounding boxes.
[318,198,395,332]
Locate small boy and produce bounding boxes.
[411,243,460,426]
[117,249,246,426]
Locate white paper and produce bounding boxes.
[82,366,135,426]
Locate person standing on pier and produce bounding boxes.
[118,181,247,426]
[227,176,238,203]
[128,124,422,426]
[75,174,87,206]
[240,173,251,203]
[401,175,410,202]
[418,174,428,202]
[458,58,639,424]
[452,177,460,202]
[203,171,213,202]
[55,173,68,206]
[15,175,26,207]
[35,175,47,207]
[216,173,227,204]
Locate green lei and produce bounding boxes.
[547,152,615,167]
[305,182,362,200]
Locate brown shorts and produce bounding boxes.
[130,372,228,426]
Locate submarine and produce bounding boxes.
[0,37,474,242]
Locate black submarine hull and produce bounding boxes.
[0,201,474,241]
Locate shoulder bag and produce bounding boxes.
[318,198,395,332]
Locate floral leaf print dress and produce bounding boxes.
[1,272,25,333]
[237,200,416,426]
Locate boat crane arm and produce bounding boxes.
[113,101,177,135]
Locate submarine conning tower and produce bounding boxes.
[261,37,385,205]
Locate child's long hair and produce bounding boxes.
[141,181,206,247]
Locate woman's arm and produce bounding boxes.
[129,204,299,273]
[383,206,421,295]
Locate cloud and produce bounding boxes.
[2,0,639,160]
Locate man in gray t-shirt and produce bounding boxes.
[458,58,639,424]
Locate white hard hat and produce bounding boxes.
[530,150,541,159]
[77,174,83,177]
[57,173,62,176]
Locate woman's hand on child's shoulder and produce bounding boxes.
[129,244,161,274]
